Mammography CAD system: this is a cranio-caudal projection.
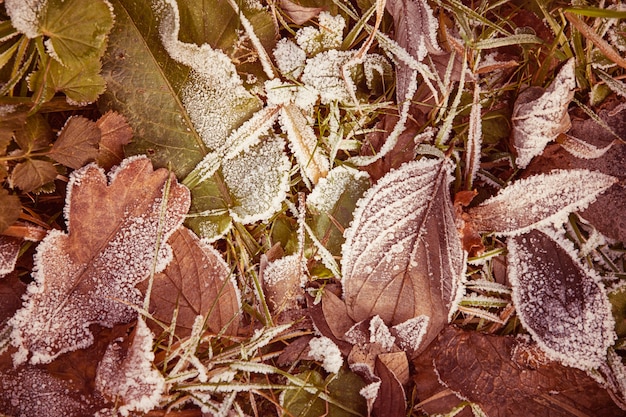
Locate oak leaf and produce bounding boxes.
[139,226,241,337]
[341,158,465,353]
[9,156,190,365]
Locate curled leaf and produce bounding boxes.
[341,158,465,353]
[507,229,616,370]
[9,156,190,365]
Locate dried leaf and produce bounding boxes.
[95,111,133,170]
[10,158,57,192]
[95,318,165,416]
[279,0,324,25]
[139,226,240,337]
[512,59,576,168]
[341,158,465,353]
[467,169,617,236]
[49,116,101,169]
[0,189,21,233]
[507,229,616,370]
[428,326,625,416]
[9,156,190,365]
[0,236,21,278]
[13,113,53,153]
[373,354,407,417]
[262,253,305,314]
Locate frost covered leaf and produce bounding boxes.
[341,158,465,353]
[385,0,442,101]
[10,158,57,192]
[95,318,165,416]
[0,189,21,233]
[262,253,305,314]
[49,116,100,169]
[507,229,616,370]
[308,165,370,255]
[95,111,133,170]
[467,169,617,236]
[0,236,21,278]
[511,59,576,168]
[139,226,240,337]
[9,156,190,365]
[426,326,625,416]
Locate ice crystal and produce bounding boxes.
[5,0,43,38]
[301,49,354,104]
[308,166,370,213]
[273,38,307,78]
[308,336,344,373]
[295,11,345,55]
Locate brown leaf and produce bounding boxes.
[0,235,20,278]
[13,113,54,153]
[0,268,26,327]
[429,326,625,416]
[96,318,165,416]
[96,110,133,170]
[373,354,407,417]
[139,226,240,338]
[10,158,58,192]
[507,229,616,370]
[341,158,465,354]
[49,116,101,169]
[279,0,324,25]
[0,188,21,233]
[9,156,190,365]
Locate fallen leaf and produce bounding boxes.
[9,156,190,365]
[373,354,407,417]
[507,229,616,370]
[0,235,21,278]
[139,226,240,338]
[341,158,465,353]
[467,169,617,236]
[0,189,21,233]
[96,317,165,416]
[9,158,58,192]
[427,326,625,416]
[49,116,101,169]
[279,0,324,25]
[262,253,305,314]
[511,58,576,168]
[95,111,133,170]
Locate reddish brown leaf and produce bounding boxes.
[9,156,190,365]
[0,189,20,234]
[49,116,101,169]
[140,226,240,337]
[429,326,625,417]
[373,354,408,417]
[10,158,58,192]
[0,235,20,278]
[96,111,133,170]
[279,0,324,25]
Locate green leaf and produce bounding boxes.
[49,116,100,169]
[282,368,367,417]
[10,158,57,192]
[28,58,107,105]
[0,189,21,233]
[39,0,114,66]
[98,0,208,178]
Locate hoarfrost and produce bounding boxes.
[468,169,617,236]
[95,318,165,416]
[223,136,290,224]
[273,38,307,78]
[295,11,345,55]
[507,229,616,370]
[5,0,44,38]
[308,336,344,373]
[512,59,576,168]
[369,315,396,351]
[391,315,430,355]
[308,165,370,213]
[0,236,21,278]
[265,79,318,111]
[301,49,354,104]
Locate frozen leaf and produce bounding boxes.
[301,49,354,104]
[273,38,307,78]
[49,116,100,169]
[467,169,617,236]
[279,0,324,25]
[373,353,407,417]
[511,59,576,168]
[4,0,45,38]
[280,104,330,185]
[39,0,113,65]
[95,318,165,416]
[560,134,615,159]
[385,0,442,101]
[95,111,133,170]
[0,236,21,278]
[262,253,305,314]
[425,326,625,416]
[341,158,465,354]
[308,336,344,374]
[507,229,616,370]
[295,11,345,55]
[9,156,190,365]
[10,158,57,192]
[0,189,21,233]
[139,227,240,337]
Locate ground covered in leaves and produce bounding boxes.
[1,0,626,416]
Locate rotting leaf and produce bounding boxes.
[95,317,165,416]
[49,116,101,169]
[0,189,21,233]
[9,158,58,193]
[467,169,617,236]
[425,326,625,416]
[511,58,576,168]
[95,111,133,170]
[341,158,465,354]
[138,226,241,338]
[507,229,616,370]
[9,156,190,365]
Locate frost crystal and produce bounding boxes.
[308,336,344,373]
[273,38,307,78]
[5,0,44,38]
[265,79,318,111]
[369,315,396,351]
[308,166,370,213]
[295,11,345,55]
[301,49,354,104]
[391,315,430,354]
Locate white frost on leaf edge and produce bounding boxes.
[308,336,344,374]
[5,0,44,38]
[307,165,370,213]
